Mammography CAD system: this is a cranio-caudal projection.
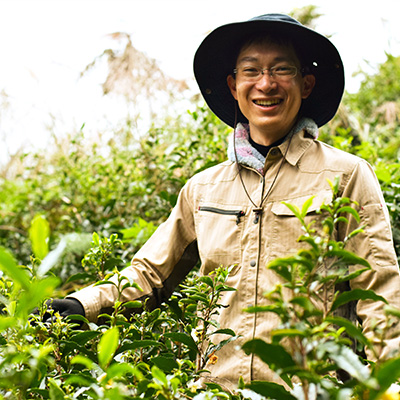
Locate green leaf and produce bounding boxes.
[246,381,296,400]
[98,326,119,369]
[268,255,315,282]
[345,227,365,240]
[326,249,371,268]
[65,314,89,325]
[18,276,59,316]
[242,339,296,370]
[281,202,302,220]
[301,196,315,218]
[48,378,66,400]
[104,257,124,269]
[189,293,209,303]
[0,247,30,290]
[63,374,94,387]
[71,354,95,369]
[123,300,142,308]
[199,276,214,288]
[325,316,369,346]
[290,296,318,313]
[106,362,141,381]
[164,332,198,353]
[337,206,360,223]
[335,267,371,284]
[209,328,236,336]
[151,356,179,373]
[92,232,100,246]
[70,330,102,345]
[151,365,168,386]
[206,336,239,358]
[298,235,319,253]
[29,214,50,260]
[331,289,387,311]
[0,316,17,331]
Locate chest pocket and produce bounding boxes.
[195,204,246,274]
[270,191,333,257]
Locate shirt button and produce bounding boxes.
[250,260,256,267]
[270,148,278,156]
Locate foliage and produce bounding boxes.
[0,102,229,286]
[346,54,400,126]
[242,178,400,399]
[0,232,240,399]
[1,181,400,398]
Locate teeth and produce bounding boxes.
[254,99,281,106]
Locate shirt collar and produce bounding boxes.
[227,117,319,174]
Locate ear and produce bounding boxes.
[227,75,238,100]
[301,74,316,99]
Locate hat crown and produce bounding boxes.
[249,13,301,26]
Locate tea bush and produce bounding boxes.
[1,182,400,399]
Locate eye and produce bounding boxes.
[273,65,295,75]
[240,66,260,77]
[275,65,291,72]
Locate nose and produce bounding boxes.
[255,71,277,91]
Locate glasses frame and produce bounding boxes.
[233,64,300,82]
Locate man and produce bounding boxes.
[47,14,400,386]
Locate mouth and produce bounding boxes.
[253,99,283,107]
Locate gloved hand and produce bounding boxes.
[42,298,85,323]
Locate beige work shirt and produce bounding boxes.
[71,126,400,387]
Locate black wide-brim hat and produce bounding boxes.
[194,13,345,128]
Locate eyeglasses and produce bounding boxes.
[233,65,298,82]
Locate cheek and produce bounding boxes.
[236,81,254,100]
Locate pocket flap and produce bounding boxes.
[271,191,333,216]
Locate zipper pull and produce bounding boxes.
[253,208,263,224]
[236,211,245,225]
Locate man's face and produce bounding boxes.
[227,40,315,144]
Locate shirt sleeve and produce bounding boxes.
[68,180,199,322]
[339,159,400,360]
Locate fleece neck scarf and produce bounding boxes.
[227,117,319,175]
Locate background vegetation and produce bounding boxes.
[0,5,400,399]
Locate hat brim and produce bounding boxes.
[194,17,345,128]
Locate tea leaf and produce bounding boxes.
[98,326,119,369]
[29,215,50,260]
[0,247,30,290]
[242,339,296,369]
[332,289,387,311]
[164,332,198,353]
[246,381,297,400]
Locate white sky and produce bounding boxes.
[0,0,399,162]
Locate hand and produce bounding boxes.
[42,298,85,322]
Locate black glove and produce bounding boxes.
[42,298,85,322]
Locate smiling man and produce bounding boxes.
[46,14,400,388]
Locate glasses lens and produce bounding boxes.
[235,65,297,81]
[272,66,297,77]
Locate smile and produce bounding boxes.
[253,99,282,106]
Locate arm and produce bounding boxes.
[339,160,400,360]
[68,180,199,322]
